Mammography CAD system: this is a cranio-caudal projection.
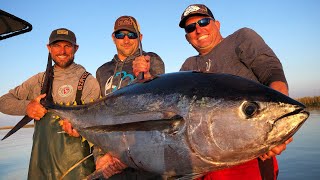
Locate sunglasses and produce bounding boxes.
[114,31,138,39]
[184,18,213,33]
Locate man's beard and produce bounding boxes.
[53,58,74,68]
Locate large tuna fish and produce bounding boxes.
[47,71,309,178]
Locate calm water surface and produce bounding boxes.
[277,109,320,179]
[0,110,319,179]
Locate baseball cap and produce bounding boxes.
[49,28,77,45]
[113,16,140,34]
[179,4,215,28]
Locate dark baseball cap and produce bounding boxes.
[49,28,77,45]
[113,16,140,34]
[179,4,215,28]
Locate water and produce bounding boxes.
[0,110,319,179]
[0,128,32,179]
[277,109,320,179]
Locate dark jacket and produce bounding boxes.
[96,50,165,97]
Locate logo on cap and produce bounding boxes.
[114,16,140,33]
[184,5,208,17]
[117,17,134,27]
[56,29,69,35]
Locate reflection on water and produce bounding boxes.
[0,128,33,180]
[277,109,320,179]
[0,110,319,179]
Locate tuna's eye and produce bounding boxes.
[242,102,259,117]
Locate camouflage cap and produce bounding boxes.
[113,15,140,34]
[179,4,215,28]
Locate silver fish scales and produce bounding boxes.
[47,71,309,179]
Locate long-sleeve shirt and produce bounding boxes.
[0,62,100,115]
[180,27,287,87]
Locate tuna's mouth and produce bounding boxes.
[275,107,308,123]
[272,108,309,141]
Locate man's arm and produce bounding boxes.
[269,81,289,95]
[95,153,127,178]
[0,93,31,115]
[149,52,165,75]
[0,73,42,116]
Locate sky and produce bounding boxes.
[1,0,320,99]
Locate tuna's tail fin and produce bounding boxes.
[1,115,33,140]
[2,53,54,141]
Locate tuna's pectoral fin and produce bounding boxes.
[84,112,184,134]
[113,110,181,124]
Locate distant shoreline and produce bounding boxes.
[296,96,320,108]
[0,124,34,130]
